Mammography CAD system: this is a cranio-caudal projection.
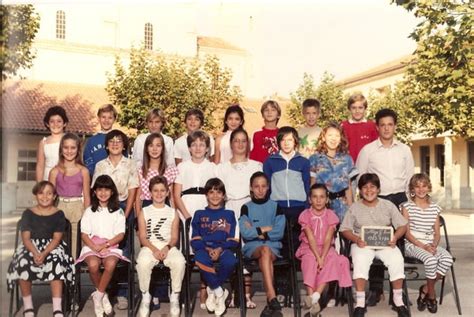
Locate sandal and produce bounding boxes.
[416,285,427,311]
[23,308,35,316]
[52,310,64,316]
[426,297,438,314]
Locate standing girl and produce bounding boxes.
[239,172,286,317]
[296,184,352,316]
[217,128,262,309]
[136,176,185,317]
[214,104,245,164]
[136,133,179,214]
[49,133,91,259]
[36,106,69,181]
[309,122,354,222]
[7,181,75,317]
[402,173,453,313]
[76,175,129,317]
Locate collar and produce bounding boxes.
[251,196,269,205]
[106,155,127,165]
[375,137,399,148]
[279,150,296,161]
[348,118,367,124]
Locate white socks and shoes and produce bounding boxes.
[170,292,181,316]
[214,288,229,316]
[92,290,105,317]
[206,286,216,312]
[116,295,128,310]
[138,292,151,317]
[102,293,113,315]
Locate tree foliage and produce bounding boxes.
[287,72,347,128]
[1,4,40,81]
[393,0,473,137]
[106,48,242,138]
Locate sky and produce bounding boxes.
[195,0,419,97]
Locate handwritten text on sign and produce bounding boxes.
[361,226,393,249]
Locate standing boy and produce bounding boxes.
[249,100,280,163]
[133,108,175,167]
[83,104,118,176]
[340,93,378,163]
[356,108,414,307]
[174,108,215,165]
[297,98,322,158]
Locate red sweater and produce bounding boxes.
[249,127,279,163]
[341,120,378,163]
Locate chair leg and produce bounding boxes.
[402,279,411,317]
[8,283,15,317]
[128,264,134,317]
[237,263,246,317]
[346,287,354,317]
[449,266,462,315]
[440,275,446,305]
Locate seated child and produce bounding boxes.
[191,178,239,317]
[340,173,409,317]
[402,173,453,314]
[136,176,185,317]
[76,175,129,317]
[7,181,75,317]
[239,171,285,317]
[296,184,351,317]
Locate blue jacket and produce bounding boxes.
[263,152,310,208]
[83,133,108,176]
[191,207,239,251]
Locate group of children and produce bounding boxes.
[7,93,453,317]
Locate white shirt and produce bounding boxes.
[174,133,215,162]
[356,138,414,196]
[81,206,125,239]
[217,159,262,200]
[175,159,217,190]
[132,132,175,167]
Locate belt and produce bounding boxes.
[181,187,206,196]
[328,189,347,200]
[59,197,83,202]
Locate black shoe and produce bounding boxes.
[366,289,382,307]
[417,285,427,311]
[353,306,366,317]
[260,298,282,317]
[260,305,273,317]
[426,298,438,314]
[394,305,410,317]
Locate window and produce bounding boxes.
[435,144,445,187]
[56,10,66,39]
[17,150,37,181]
[420,145,430,176]
[144,23,153,50]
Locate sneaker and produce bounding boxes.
[326,298,336,307]
[268,298,283,317]
[116,296,128,310]
[303,295,313,309]
[214,288,229,316]
[138,293,151,317]
[102,293,113,315]
[310,302,321,317]
[92,291,105,317]
[260,305,273,317]
[353,306,366,317]
[205,287,216,312]
[151,296,161,311]
[170,293,180,316]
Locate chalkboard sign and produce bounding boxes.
[361,226,393,249]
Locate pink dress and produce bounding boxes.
[296,208,352,289]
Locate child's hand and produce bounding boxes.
[33,252,45,266]
[424,244,436,255]
[388,238,397,248]
[153,249,162,260]
[356,237,367,248]
[210,247,222,261]
[261,226,273,233]
[94,243,106,253]
[316,256,324,271]
[159,246,170,260]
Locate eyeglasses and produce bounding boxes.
[108,137,123,144]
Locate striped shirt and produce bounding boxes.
[403,201,441,244]
[142,204,175,245]
[340,198,408,236]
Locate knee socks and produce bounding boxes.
[393,288,404,307]
[356,291,365,308]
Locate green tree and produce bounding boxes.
[1,4,40,81]
[287,72,347,128]
[106,48,242,138]
[393,0,473,137]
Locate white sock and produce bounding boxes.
[152,296,159,304]
[311,292,321,304]
[93,290,104,300]
[52,297,62,312]
[170,292,180,301]
[22,295,34,316]
[356,291,365,308]
[393,289,404,307]
[214,287,224,297]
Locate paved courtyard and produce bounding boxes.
[1,211,473,317]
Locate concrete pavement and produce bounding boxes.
[1,211,473,317]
